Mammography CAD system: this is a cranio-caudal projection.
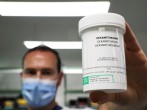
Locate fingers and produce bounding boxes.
[124,22,147,65]
[90,88,138,105]
[124,22,141,52]
[89,91,117,104]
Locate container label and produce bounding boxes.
[95,35,119,47]
[83,74,114,85]
[82,28,127,90]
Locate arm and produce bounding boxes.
[90,22,147,110]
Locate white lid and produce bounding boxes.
[79,13,125,34]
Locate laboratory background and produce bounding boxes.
[0,0,147,109]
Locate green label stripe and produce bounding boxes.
[83,74,114,85]
[83,76,89,85]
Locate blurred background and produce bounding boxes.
[0,0,147,109]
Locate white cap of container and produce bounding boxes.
[79,13,126,35]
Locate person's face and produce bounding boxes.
[21,51,62,85]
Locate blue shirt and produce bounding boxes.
[53,105,62,110]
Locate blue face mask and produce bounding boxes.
[22,78,57,108]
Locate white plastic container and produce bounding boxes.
[79,13,127,93]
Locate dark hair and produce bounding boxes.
[22,45,62,73]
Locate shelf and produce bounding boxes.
[0,90,20,94]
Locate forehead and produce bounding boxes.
[24,51,57,68]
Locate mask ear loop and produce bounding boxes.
[57,71,63,86]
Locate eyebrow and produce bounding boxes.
[23,68,55,72]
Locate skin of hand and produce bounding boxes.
[90,22,147,110]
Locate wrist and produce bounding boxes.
[99,101,147,110]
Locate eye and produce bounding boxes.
[24,69,36,76]
[41,69,53,76]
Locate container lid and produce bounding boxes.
[79,13,125,34]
